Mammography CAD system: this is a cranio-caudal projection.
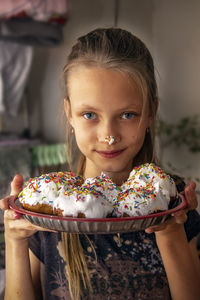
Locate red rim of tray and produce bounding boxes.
[9,194,187,222]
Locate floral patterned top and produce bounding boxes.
[29,177,200,300]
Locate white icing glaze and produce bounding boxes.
[19,172,113,218]
[18,164,177,218]
[114,163,177,217]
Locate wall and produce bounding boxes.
[153,0,200,121]
[116,0,154,52]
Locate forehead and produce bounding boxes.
[67,66,144,110]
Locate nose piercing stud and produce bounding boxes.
[105,136,116,145]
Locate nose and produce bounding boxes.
[98,120,120,145]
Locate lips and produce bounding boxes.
[96,149,125,158]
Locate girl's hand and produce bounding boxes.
[183,181,198,210]
[145,181,198,235]
[0,174,55,242]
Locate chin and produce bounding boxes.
[100,163,131,174]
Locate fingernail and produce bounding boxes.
[145,228,153,234]
[14,212,22,219]
[185,188,190,195]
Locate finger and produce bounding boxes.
[185,181,196,191]
[13,221,57,233]
[173,210,188,224]
[145,223,167,234]
[145,216,176,234]
[34,226,58,233]
[22,221,58,233]
[10,174,24,196]
[0,196,12,210]
[184,182,198,210]
[13,211,22,219]
[0,195,18,211]
[4,208,23,221]
[4,210,57,232]
[4,209,20,220]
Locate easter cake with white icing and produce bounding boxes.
[18,163,178,218]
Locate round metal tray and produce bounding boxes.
[9,194,187,234]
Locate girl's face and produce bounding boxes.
[65,66,152,184]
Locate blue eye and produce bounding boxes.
[83,112,96,120]
[121,112,135,120]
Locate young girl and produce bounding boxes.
[1,28,200,300]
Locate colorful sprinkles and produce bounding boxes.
[105,135,115,145]
[18,163,176,217]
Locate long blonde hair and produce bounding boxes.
[61,27,158,300]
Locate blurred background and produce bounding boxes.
[0,0,200,296]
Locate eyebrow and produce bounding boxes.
[75,105,101,112]
[75,104,142,111]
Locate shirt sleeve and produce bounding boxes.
[184,210,200,242]
[171,174,200,242]
[29,231,45,263]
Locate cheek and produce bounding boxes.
[74,124,93,149]
[74,134,87,154]
[130,127,147,147]
[124,119,146,136]
[74,119,97,137]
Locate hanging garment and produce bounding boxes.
[0,0,71,24]
[0,18,63,46]
[0,0,71,46]
[0,40,33,115]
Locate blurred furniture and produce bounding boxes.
[0,138,69,299]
